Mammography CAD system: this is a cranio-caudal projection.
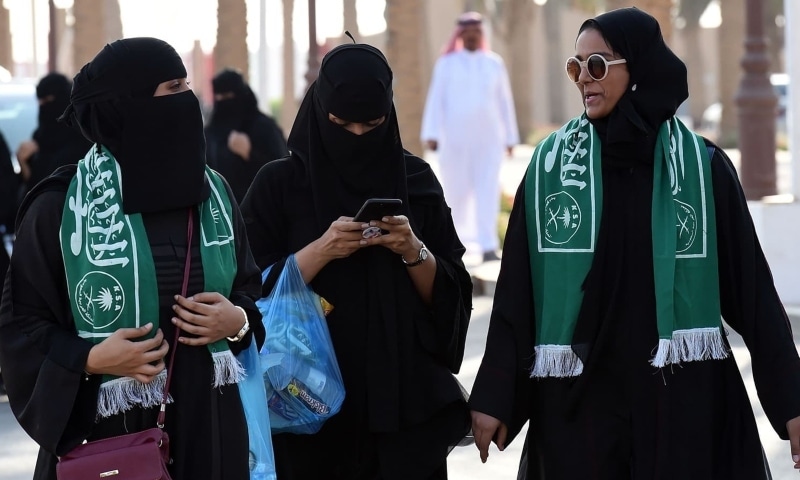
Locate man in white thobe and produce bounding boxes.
[421,11,519,262]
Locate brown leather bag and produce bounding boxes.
[56,211,195,480]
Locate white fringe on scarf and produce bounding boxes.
[95,351,245,417]
[649,327,729,368]
[530,345,584,378]
[212,350,246,388]
[96,370,170,418]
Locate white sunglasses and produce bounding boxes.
[565,54,627,82]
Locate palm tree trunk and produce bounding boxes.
[385,0,427,155]
[0,4,11,73]
[502,0,534,140]
[343,0,359,38]
[719,0,745,147]
[72,0,122,72]
[281,0,296,137]
[215,0,249,80]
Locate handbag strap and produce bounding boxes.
[157,208,194,428]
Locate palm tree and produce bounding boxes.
[0,4,11,73]
[679,0,713,126]
[215,0,249,80]
[343,0,358,38]
[718,0,745,147]
[482,0,534,142]
[281,0,296,138]
[72,0,122,72]
[385,0,427,155]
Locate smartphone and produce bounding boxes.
[353,198,403,222]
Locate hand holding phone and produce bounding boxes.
[354,198,402,238]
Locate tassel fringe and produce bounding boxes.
[650,327,729,368]
[530,345,584,378]
[96,370,170,418]
[212,350,246,387]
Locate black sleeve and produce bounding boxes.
[225,176,266,352]
[416,180,473,373]
[247,115,289,167]
[0,190,100,456]
[239,159,292,297]
[468,176,535,446]
[710,143,800,440]
[0,132,21,229]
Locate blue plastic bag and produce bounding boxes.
[256,255,346,434]
[236,340,277,480]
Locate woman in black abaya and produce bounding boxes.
[204,68,287,203]
[0,38,264,480]
[241,43,472,480]
[469,8,800,479]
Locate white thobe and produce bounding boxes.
[421,49,519,253]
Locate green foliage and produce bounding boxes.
[497,191,515,249]
[269,98,282,122]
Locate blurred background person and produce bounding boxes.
[0,130,16,279]
[421,11,519,263]
[205,68,288,203]
[16,73,93,196]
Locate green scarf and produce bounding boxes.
[524,115,728,378]
[61,146,242,417]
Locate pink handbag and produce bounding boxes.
[56,211,195,480]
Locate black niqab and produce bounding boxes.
[209,69,258,132]
[579,7,688,167]
[60,37,208,214]
[34,73,74,150]
[287,44,409,231]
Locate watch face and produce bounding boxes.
[420,247,429,260]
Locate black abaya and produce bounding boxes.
[469,142,800,479]
[241,152,472,480]
[0,167,264,480]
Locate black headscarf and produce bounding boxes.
[579,7,688,166]
[208,68,259,132]
[287,43,410,232]
[60,37,208,213]
[34,73,74,150]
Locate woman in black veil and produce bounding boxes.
[241,42,473,479]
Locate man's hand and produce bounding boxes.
[788,415,800,469]
[471,410,508,464]
[228,130,252,160]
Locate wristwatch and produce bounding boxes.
[227,306,251,342]
[402,243,429,267]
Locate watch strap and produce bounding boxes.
[402,243,428,267]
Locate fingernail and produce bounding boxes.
[793,454,799,462]
[171,318,177,324]
[173,295,179,300]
